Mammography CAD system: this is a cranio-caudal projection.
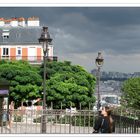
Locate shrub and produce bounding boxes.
[53,115,95,127]
[33,116,55,123]
[33,117,41,123]
[13,115,23,122]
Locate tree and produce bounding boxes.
[0,60,96,109]
[121,77,140,109]
[0,60,42,108]
[40,61,96,109]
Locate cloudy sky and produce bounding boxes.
[0,7,140,73]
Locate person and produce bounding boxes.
[2,100,10,129]
[9,101,14,129]
[93,106,115,133]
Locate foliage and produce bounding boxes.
[13,115,23,122]
[121,77,140,109]
[33,116,55,123]
[112,106,140,120]
[0,60,42,108]
[53,115,94,127]
[40,61,96,109]
[0,60,96,109]
[33,117,42,123]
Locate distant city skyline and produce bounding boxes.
[92,68,140,74]
[91,69,140,80]
[0,7,140,73]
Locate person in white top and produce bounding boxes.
[3,100,14,129]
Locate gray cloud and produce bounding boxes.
[0,7,140,72]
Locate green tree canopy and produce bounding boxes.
[0,60,96,109]
[41,61,96,109]
[0,60,42,108]
[121,77,140,109]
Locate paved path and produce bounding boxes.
[0,122,93,134]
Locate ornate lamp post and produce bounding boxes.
[38,27,52,133]
[95,52,104,110]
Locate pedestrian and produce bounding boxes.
[93,106,115,133]
[2,100,10,129]
[9,101,14,129]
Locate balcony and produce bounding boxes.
[0,56,58,64]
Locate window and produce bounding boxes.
[2,29,10,39]
[3,35,9,39]
[17,47,21,55]
[3,48,9,56]
[18,50,21,55]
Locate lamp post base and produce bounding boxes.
[97,100,101,111]
[41,112,46,133]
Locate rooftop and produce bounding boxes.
[0,26,42,45]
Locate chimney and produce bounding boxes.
[27,16,40,27]
[0,18,5,26]
[10,17,18,27]
[18,17,26,27]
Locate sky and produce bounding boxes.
[0,7,140,73]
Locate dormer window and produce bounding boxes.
[3,35,9,39]
[2,29,10,39]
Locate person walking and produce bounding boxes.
[2,100,15,129]
[9,101,14,129]
[93,106,115,133]
[2,100,10,129]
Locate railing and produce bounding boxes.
[112,107,140,133]
[0,106,139,134]
[0,56,58,64]
[0,108,96,134]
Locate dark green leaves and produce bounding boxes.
[121,78,140,109]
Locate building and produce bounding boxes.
[0,16,57,64]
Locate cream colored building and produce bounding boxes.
[0,16,56,64]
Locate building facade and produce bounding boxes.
[0,16,55,64]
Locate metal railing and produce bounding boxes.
[0,56,58,64]
[112,107,140,134]
[0,106,139,134]
[0,108,96,134]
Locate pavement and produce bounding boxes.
[0,123,93,134]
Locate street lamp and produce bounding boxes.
[38,27,52,133]
[95,52,104,110]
